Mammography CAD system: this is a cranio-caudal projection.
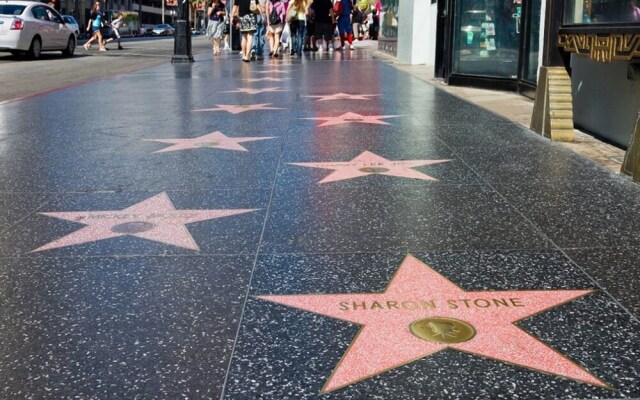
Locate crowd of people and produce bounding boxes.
[206,0,381,61]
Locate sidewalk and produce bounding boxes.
[373,47,627,173]
[0,44,638,399]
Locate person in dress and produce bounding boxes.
[206,0,227,55]
[233,0,261,61]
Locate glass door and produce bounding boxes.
[451,0,522,78]
[520,0,541,84]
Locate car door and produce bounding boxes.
[30,6,54,48]
[47,8,68,48]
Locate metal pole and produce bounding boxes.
[230,0,233,50]
[162,0,164,23]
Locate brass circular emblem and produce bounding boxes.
[111,221,156,234]
[410,317,476,344]
[359,167,390,174]
[195,142,220,147]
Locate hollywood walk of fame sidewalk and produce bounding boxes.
[0,48,638,400]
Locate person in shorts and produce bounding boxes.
[266,0,286,56]
[104,12,124,50]
[311,0,333,51]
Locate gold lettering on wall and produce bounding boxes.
[558,33,640,63]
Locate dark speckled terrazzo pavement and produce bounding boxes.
[0,49,639,400]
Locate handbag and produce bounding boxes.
[250,0,260,14]
[285,4,296,23]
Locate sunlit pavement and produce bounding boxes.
[0,44,638,399]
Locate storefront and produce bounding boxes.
[435,0,543,97]
[557,0,640,148]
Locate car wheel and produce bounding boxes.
[62,36,75,57]
[27,37,42,60]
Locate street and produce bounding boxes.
[0,35,213,104]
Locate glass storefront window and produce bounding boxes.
[452,0,521,78]
[564,0,640,24]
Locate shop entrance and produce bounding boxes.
[435,0,541,97]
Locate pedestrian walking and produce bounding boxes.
[310,0,333,51]
[233,0,261,62]
[206,0,226,55]
[84,1,107,52]
[250,0,268,59]
[288,0,310,57]
[104,12,124,50]
[266,0,286,57]
[351,3,364,42]
[335,0,354,50]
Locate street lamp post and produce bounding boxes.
[171,0,194,62]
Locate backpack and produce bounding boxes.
[333,0,343,16]
[269,3,282,24]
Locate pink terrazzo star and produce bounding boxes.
[32,192,258,252]
[301,112,404,127]
[145,131,275,153]
[256,69,293,74]
[304,92,380,101]
[257,254,607,393]
[223,87,289,95]
[192,103,285,114]
[243,77,291,82]
[289,151,451,183]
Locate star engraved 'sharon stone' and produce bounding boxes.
[31,192,258,252]
[256,254,607,393]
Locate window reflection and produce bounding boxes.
[564,0,640,24]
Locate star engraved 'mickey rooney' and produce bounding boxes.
[256,254,607,393]
[31,192,258,252]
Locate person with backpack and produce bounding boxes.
[266,0,286,57]
[310,0,333,52]
[334,0,354,50]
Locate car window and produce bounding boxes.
[32,6,51,21]
[47,8,63,23]
[0,5,26,15]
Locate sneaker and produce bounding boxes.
[118,46,124,50]
[316,46,323,52]
[250,49,256,60]
[328,46,334,52]
[350,44,355,50]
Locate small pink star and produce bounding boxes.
[288,151,451,183]
[145,131,275,153]
[256,69,292,74]
[243,77,290,82]
[301,112,404,127]
[192,103,285,114]
[31,192,258,252]
[223,87,289,95]
[304,92,380,101]
[257,254,607,393]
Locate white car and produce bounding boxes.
[62,15,79,37]
[0,1,76,59]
